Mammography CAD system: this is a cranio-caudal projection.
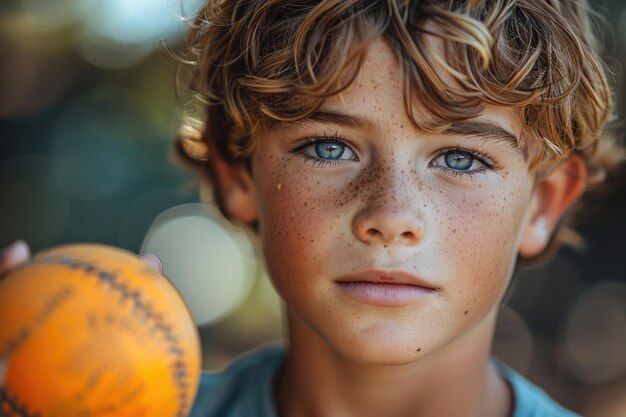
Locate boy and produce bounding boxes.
[174,0,624,416]
[0,1,620,416]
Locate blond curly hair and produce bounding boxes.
[174,0,625,267]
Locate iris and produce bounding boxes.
[445,151,473,170]
[316,142,344,159]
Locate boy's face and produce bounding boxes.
[245,38,539,364]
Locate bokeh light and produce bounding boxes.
[77,0,203,45]
[77,34,154,70]
[76,0,203,69]
[564,281,626,384]
[141,203,257,325]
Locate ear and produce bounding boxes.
[518,154,587,258]
[210,146,258,225]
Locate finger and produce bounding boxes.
[0,240,31,274]
[138,253,162,272]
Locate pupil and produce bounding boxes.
[316,142,344,160]
[445,152,472,170]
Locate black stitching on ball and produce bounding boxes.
[1,387,38,417]
[5,253,195,417]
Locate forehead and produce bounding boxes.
[300,37,530,162]
[326,38,404,117]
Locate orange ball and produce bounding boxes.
[0,243,201,417]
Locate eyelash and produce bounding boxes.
[290,135,495,179]
[290,133,358,168]
[430,146,494,180]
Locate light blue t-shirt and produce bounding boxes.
[189,344,581,417]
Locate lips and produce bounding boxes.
[335,270,437,306]
[335,270,437,289]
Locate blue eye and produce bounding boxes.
[316,142,345,159]
[429,148,492,179]
[444,151,473,170]
[291,135,358,167]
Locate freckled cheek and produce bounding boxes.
[435,187,527,314]
[257,175,349,294]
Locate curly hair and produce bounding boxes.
[174,0,625,267]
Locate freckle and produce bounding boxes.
[464,310,469,315]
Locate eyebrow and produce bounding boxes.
[282,110,527,161]
[443,120,527,161]
[305,111,377,131]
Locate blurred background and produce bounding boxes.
[0,0,625,415]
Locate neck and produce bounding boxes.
[275,309,512,417]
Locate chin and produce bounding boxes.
[328,324,433,366]
[337,341,427,366]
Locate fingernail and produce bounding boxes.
[139,253,162,271]
[1,240,30,262]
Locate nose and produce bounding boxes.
[352,201,425,247]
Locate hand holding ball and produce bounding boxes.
[0,244,201,417]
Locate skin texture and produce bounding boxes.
[214,37,587,417]
[253,37,533,363]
